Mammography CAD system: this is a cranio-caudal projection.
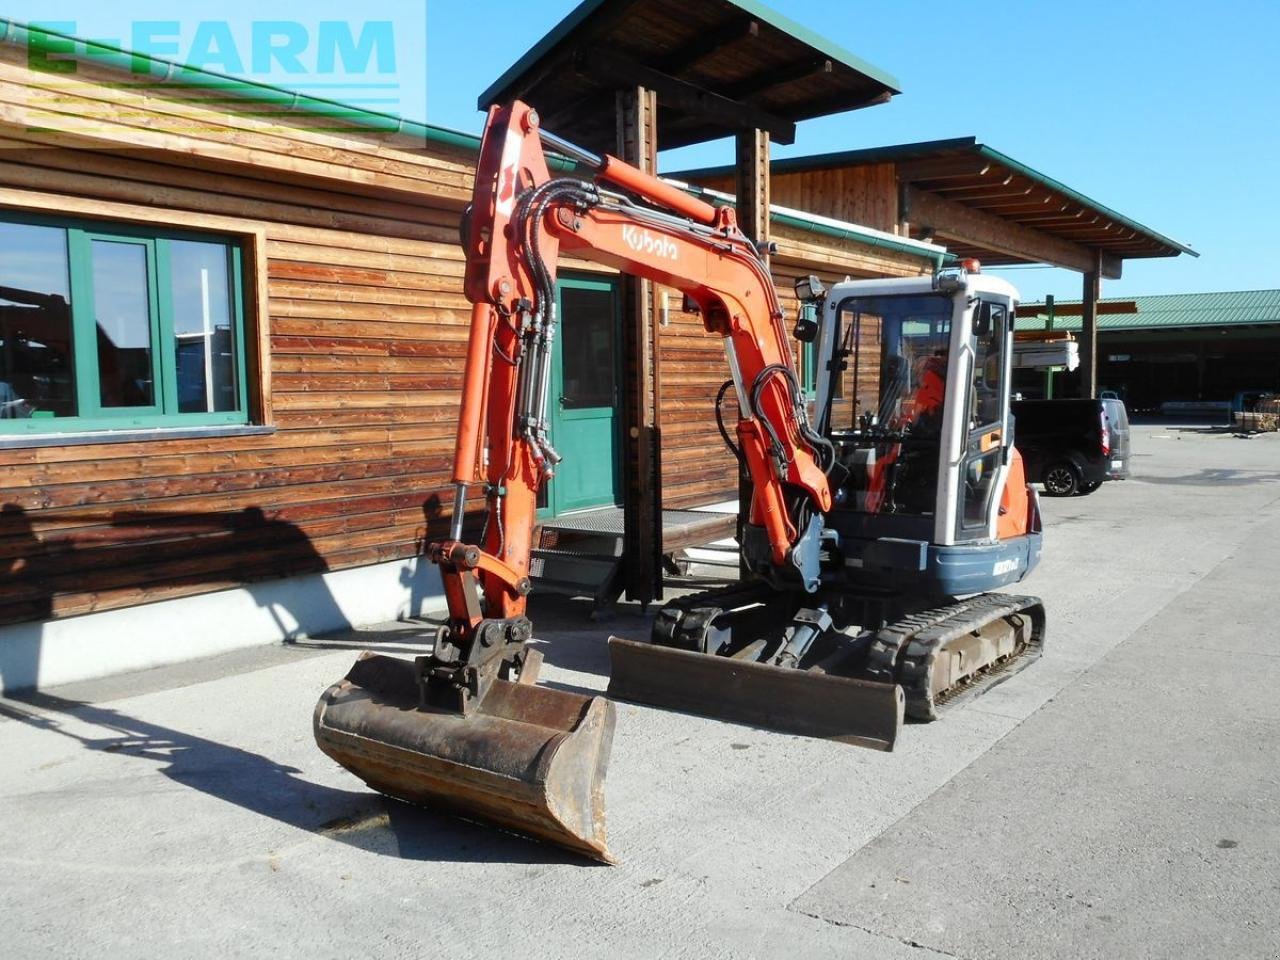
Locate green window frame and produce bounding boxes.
[0,211,250,435]
[799,302,819,398]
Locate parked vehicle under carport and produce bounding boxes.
[1011,398,1131,496]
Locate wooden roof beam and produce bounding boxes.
[793,86,895,118]
[720,58,834,100]
[905,185,1122,279]
[927,172,1015,194]
[1009,211,1096,228]
[657,17,760,74]
[935,182,1034,203]
[541,90,613,135]
[1034,220,1126,237]
[896,156,993,181]
[576,50,797,143]
[969,196,1064,215]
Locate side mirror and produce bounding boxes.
[793,315,819,343]
[973,302,991,338]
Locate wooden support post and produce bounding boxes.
[735,127,770,576]
[1079,250,1102,399]
[617,86,662,606]
[1044,294,1055,399]
[735,128,770,245]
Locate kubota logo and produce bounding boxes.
[622,226,679,261]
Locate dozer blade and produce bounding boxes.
[314,653,615,863]
[606,637,903,751]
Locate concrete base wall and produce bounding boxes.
[0,557,446,694]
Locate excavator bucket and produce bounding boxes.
[314,653,615,862]
[606,637,903,751]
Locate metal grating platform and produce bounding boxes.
[543,507,712,535]
[539,506,736,550]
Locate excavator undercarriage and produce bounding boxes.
[609,584,1044,749]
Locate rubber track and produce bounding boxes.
[892,593,1046,722]
[652,580,780,650]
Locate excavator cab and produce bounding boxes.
[815,270,1043,595]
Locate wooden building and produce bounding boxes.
[0,22,943,691]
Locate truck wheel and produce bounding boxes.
[1078,481,1103,495]
[1043,462,1081,497]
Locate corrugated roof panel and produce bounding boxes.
[1016,290,1280,331]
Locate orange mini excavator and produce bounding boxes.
[313,102,1045,863]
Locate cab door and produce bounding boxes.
[956,299,1011,540]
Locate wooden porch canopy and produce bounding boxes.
[674,137,1197,280]
[477,0,901,151]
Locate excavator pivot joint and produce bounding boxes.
[415,615,534,716]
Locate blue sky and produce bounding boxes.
[19,1,1280,301]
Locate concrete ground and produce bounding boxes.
[3,424,1279,960]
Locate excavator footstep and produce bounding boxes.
[314,653,616,863]
[606,637,903,752]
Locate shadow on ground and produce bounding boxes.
[287,618,444,655]
[0,691,598,867]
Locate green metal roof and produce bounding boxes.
[671,136,1197,262]
[2,19,480,153]
[1016,290,1280,332]
[479,0,901,110]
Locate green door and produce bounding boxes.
[547,276,622,516]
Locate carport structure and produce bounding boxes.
[674,136,1196,398]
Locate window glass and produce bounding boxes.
[0,215,247,435]
[870,302,951,432]
[0,222,75,419]
[559,285,616,409]
[801,337,816,396]
[835,293,953,517]
[970,301,1005,427]
[798,303,818,396]
[960,301,1009,531]
[92,240,155,408]
[170,240,237,413]
[962,449,1002,526]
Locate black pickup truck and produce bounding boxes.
[1011,398,1132,496]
